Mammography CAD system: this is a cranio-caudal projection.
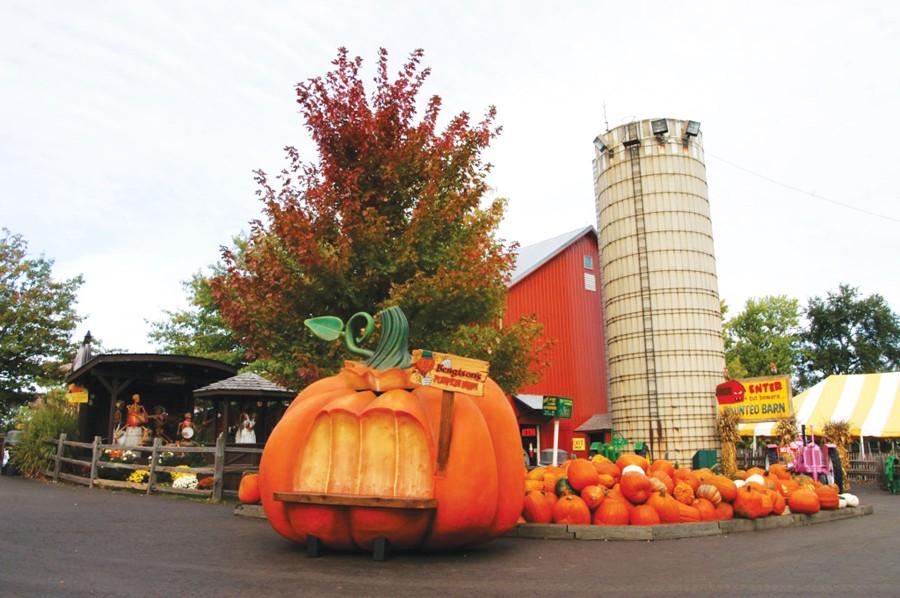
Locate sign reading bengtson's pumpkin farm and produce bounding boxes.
[542,396,573,419]
[716,375,792,422]
[410,350,490,397]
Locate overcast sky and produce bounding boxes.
[2,1,898,352]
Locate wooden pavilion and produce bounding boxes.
[66,353,237,443]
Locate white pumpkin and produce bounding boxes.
[746,474,766,487]
[838,498,847,509]
[734,479,746,488]
[839,493,860,507]
[622,464,645,476]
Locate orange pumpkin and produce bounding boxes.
[648,459,675,479]
[594,499,631,525]
[815,486,840,510]
[616,453,649,472]
[596,473,616,489]
[693,497,718,521]
[522,490,554,523]
[781,479,799,496]
[593,460,621,480]
[710,476,737,503]
[542,473,560,494]
[673,469,700,492]
[238,473,261,504]
[733,485,772,519]
[552,495,592,525]
[606,483,626,503]
[620,472,652,505]
[526,466,546,481]
[770,490,786,515]
[788,488,821,514]
[714,502,734,521]
[566,459,600,492]
[768,463,791,480]
[694,468,716,484]
[733,469,748,481]
[630,504,661,526]
[257,308,523,551]
[673,482,695,505]
[524,479,543,492]
[677,501,701,523]
[580,485,607,511]
[647,491,681,524]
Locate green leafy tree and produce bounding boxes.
[148,271,247,368]
[798,284,900,386]
[210,48,546,393]
[723,295,801,379]
[0,230,82,425]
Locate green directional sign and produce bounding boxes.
[542,396,572,419]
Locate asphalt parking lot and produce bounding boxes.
[1,475,898,597]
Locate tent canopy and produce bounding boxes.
[740,372,900,438]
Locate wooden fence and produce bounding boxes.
[737,448,896,486]
[44,433,262,502]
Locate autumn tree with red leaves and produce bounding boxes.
[210,48,548,392]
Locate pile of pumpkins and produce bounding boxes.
[521,453,861,526]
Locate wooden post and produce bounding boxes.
[89,435,101,488]
[436,390,454,475]
[147,437,161,495]
[212,432,225,502]
[53,433,66,482]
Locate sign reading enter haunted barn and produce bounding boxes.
[410,350,490,397]
[715,375,792,422]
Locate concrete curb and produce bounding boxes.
[233,503,876,540]
[510,505,874,541]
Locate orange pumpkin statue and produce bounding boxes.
[257,307,524,551]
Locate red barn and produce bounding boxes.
[505,226,609,465]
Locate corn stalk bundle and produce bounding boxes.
[717,410,741,476]
[773,415,799,446]
[823,420,852,490]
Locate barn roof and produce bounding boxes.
[509,225,596,287]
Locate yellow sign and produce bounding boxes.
[65,384,89,404]
[572,437,586,451]
[410,350,490,397]
[715,375,792,422]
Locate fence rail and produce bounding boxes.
[43,433,260,502]
[736,449,897,486]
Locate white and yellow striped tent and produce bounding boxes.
[739,372,900,438]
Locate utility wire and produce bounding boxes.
[707,153,900,225]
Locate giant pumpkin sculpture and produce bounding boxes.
[256,307,524,552]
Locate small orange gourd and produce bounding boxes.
[673,482,695,505]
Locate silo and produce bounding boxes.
[592,118,725,466]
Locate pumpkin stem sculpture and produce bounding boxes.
[257,306,524,553]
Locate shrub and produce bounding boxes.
[11,389,79,477]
